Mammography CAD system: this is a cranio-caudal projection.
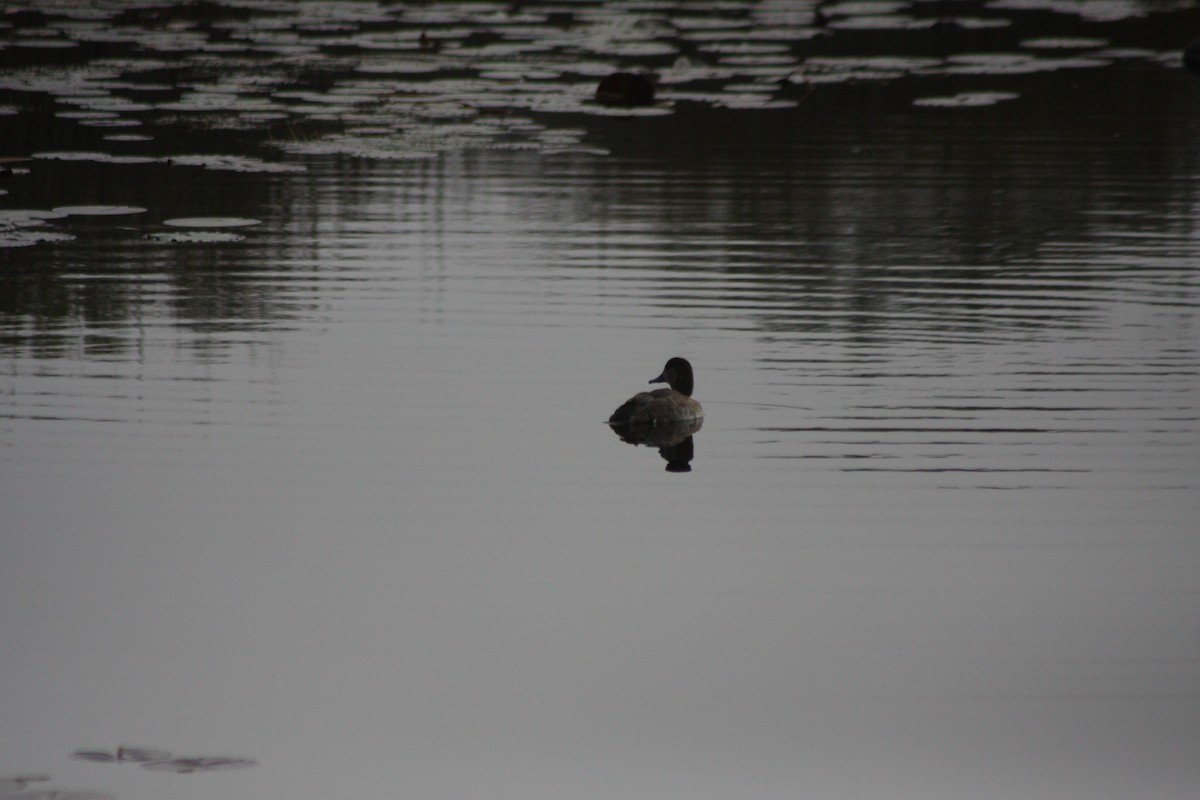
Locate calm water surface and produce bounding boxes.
[2,2,1200,799]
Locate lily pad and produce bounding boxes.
[1021,36,1108,49]
[33,151,115,162]
[55,111,120,119]
[141,757,256,774]
[68,752,117,764]
[162,217,261,228]
[913,91,1020,107]
[52,205,148,216]
[15,39,81,49]
[33,151,157,165]
[0,776,49,794]
[166,154,305,173]
[0,230,76,247]
[116,747,171,763]
[79,119,143,128]
[0,209,70,224]
[145,231,245,243]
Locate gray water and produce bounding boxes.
[2,2,1200,799]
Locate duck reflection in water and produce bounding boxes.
[608,357,704,472]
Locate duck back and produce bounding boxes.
[608,389,703,428]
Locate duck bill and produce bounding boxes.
[649,371,667,384]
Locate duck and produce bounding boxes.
[594,72,656,107]
[608,357,704,429]
[1186,38,1200,73]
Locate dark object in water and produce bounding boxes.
[0,156,31,178]
[71,747,170,763]
[70,747,255,774]
[609,357,703,428]
[1185,39,1200,73]
[595,72,655,107]
[777,72,815,103]
[142,756,257,773]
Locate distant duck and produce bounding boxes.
[595,72,656,107]
[1185,38,1200,73]
[609,357,704,428]
[418,31,440,52]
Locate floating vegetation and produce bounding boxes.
[0,792,114,800]
[913,91,1022,107]
[578,104,673,118]
[140,757,256,774]
[1,209,68,223]
[0,0,1187,171]
[0,156,32,173]
[31,150,156,164]
[276,135,433,159]
[807,55,943,81]
[0,208,75,248]
[0,230,75,248]
[1021,37,1109,49]
[946,16,1013,29]
[165,154,305,173]
[13,38,81,49]
[71,747,170,763]
[70,748,256,774]
[942,53,1110,75]
[356,61,442,76]
[68,752,120,764]
[830,14,938,30]
[32,151,117,162]
[714,95,801,110]
[79,118,144,128]
[0,775,50,793]
[163,217,262,228]
[55,111,120,120]
[989,0,1183,22]
[52,205,148,216]
[145,231,246,243]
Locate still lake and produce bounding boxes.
[2,2,1200,799]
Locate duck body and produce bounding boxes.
[608,388,703,429]
[595,72,656,107]
[1186,39,1200,73]
[608,357,704,429]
